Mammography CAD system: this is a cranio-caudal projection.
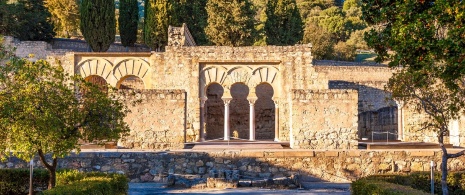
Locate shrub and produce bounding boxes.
[351,178,429,195]
[0,169,49,195]
[42,171,128,195]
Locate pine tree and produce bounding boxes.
[144,0,175,51]
[205,0,256,46]
[119,0,139,47]
[80,0,116,52]
[264,0,303,45]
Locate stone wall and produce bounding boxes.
[118,89,187,149]
[2,150,464,183]
[359,107,397,140]
[291,89,358,149]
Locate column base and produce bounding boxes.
[274,138,280,142]
[224,137,229,141]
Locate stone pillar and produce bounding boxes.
[248,97,257,141]
[199,97,208,142]
[222,97,232,140]
[273,98,279,142]
[396,101,404,141]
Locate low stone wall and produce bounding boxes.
[1,150,464,184]
[291,89,358,149]
[119,89,187,149]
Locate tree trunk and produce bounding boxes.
[441,151,449,195]
[38,149,58,189]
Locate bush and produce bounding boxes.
[360,171,465,195]
[0,169,49,195]
[42,171,128,195]
[351,178,429,195]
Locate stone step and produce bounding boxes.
[300,182,351,190]
[191,143,283,150]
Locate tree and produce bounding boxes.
[362,0,465,193]
[80,0,116,52]
[172,0,209,45]
[264,0,303,45]
[144,0,176,51]
[0,56,130,189]
[302,20,334,60]
[119,0,139,47]
[44,0,80,38]
[1,0,55,41]
[205,0,256,46]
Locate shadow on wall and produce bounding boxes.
[328,81,398,140]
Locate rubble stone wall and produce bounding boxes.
[291,89,358,149]
[2,150,464,183]
[118,89,187,149]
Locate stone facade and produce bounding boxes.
[1,150,464,183]
[3,27,465,149]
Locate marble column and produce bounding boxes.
[273,98,279,141]
[222,98,232,140]
[396,101,404,141]
[248,98,257,141]
[199,97,208,142]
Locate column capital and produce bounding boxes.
[222,97,232,105]
[247,97,258,105]
[272,97,279,108]
[395,100,404,109]
[200,96,208,107]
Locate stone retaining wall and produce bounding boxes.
[1,150,464,183]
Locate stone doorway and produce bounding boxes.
[205,83,224,140]
[255,83,275,140]
[230,83,250,140]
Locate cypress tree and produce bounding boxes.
[205,0,256,46]
[144,0,175,51]
[119,0,138,47]
[80,0,116,52]
[264,0,303,45]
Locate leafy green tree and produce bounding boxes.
[302,20,334,59]
[264,0,303,45]
[172,0,209,45]
[144,0,176,51]
[317,6,347,41]
[1,0,55,41]
[80,0,116,52]
[362,0,465,193]
[296,0,334,20]
[44,0,80,38]
[119,0,139,47]
[0,56,130,189]
[205,0,256,46]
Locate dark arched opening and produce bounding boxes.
[205,83,224,140]
[255,83,275,140]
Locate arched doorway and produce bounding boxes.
[85,75,108,92]
[255,83,275,140]
[230,83,250,140]
[117,75,145,89]
[205,83,224,140]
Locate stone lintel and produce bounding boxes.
[284,151,315,157]
[264,151,285,157]
[348,150,361,157]
[239,151,264,158]
[410,151,435,156]
[324,151,339,157]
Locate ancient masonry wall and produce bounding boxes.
[359,107,397,140]
[2,150,464,183]
[118,89,187,149]
[291,89,358,149]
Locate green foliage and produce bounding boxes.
[119,0,139,47]
[144,0,176,51]
[351,178,429,195]
[44,0,80,38]
[264,0,303,46]
[0,169,49,195]
[0,0,55,41]
[0,56,130,188]
[43,171,128,195]
[205,0,256,46]
[362,1,465,192]
[80,0,116,52]
[302,21,334,60]
[171,0,209,45]
[333,41,356,61]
